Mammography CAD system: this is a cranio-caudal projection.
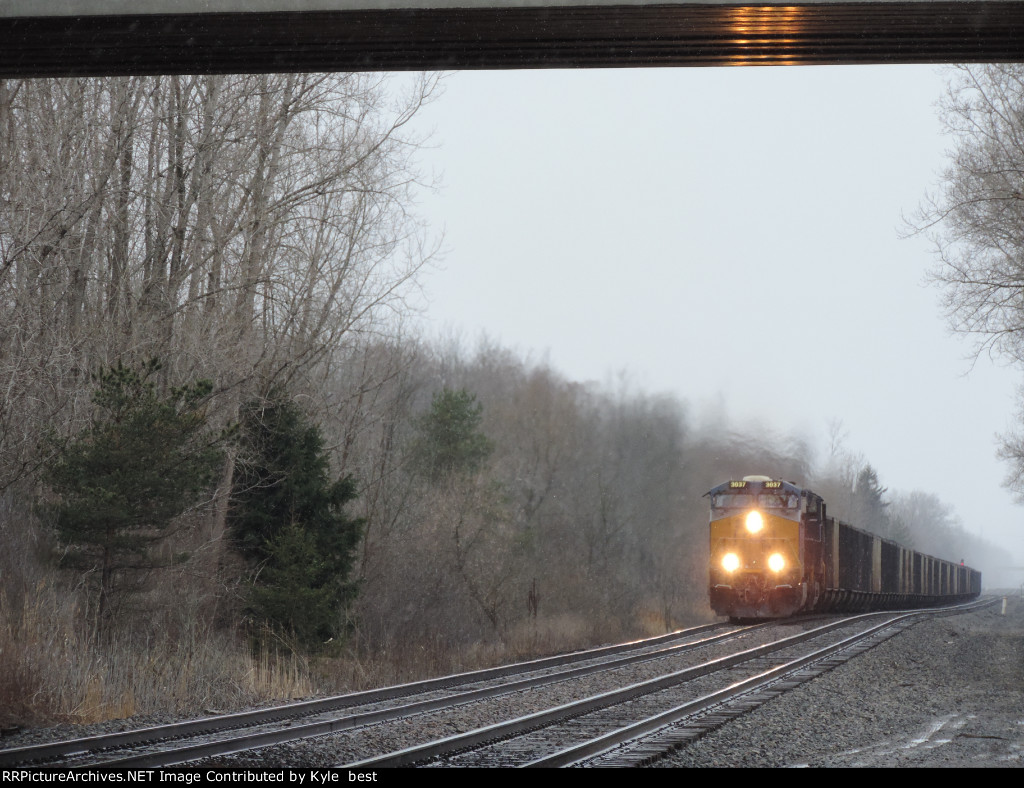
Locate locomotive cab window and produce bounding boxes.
[710,491,800,521]
[711,493,754,509]
[758,494,798,509]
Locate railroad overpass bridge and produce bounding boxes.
[3,0,1024,76]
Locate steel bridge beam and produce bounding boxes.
[3,1,1024,76]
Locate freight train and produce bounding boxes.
[707,476,981,619]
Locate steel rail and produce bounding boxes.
[0,620,729,767]
[83,619,771,767]
[527,597,998,767]
[341,609,907,768]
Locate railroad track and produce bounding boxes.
[3,600,993,768]
[345,599,997,768]
[0,619,752,768]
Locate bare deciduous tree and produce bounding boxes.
[909,64,1024,496]
[911,65,1024,362]
[0,73,440,508]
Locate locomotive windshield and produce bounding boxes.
[710,491,800,520]
[711,493,798,509]
[759,494,798,509]
[712,493,755,509]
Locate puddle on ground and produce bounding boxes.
[903,714,968,751]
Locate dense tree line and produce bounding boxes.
[329,340,1003,657]
[0,71,435,614]
[0,73,440,720]
[0,74,438,495]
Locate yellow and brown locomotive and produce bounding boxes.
[707,475,981,619]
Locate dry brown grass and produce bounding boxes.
[0,580,319,728]
[320,610,678,693]
[1,584,715,732]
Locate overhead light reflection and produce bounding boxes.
[726,5,806,65]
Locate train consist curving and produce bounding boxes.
[707,475,981,620]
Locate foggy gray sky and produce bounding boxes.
[404,64,1024,580]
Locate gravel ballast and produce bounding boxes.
[656,594,1024,768]
[4,597,1021,768]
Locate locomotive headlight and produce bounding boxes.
[768,553,786,573]
[745,510,764,534]
[721,553,740,572]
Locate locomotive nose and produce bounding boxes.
[738,574,767,605]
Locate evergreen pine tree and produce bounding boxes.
[409,387,494,482]
[43,359,222,628]
[853,465,914,546]
[230,392,363,648]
